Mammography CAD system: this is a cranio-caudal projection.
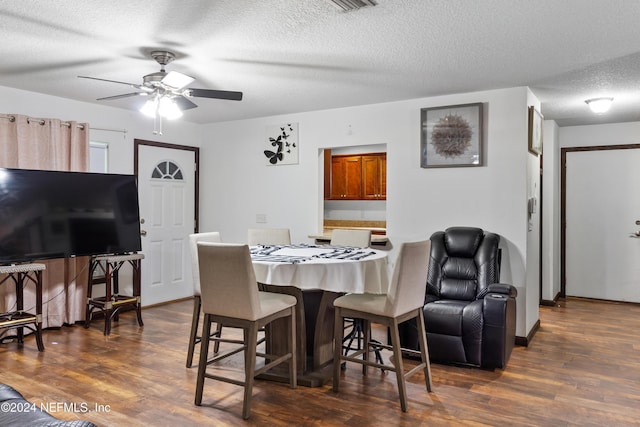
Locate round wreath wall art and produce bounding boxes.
[431,113,473,158]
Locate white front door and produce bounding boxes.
[565,147,640,302]
[137,144,196,306]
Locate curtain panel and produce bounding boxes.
[0,114,90,329]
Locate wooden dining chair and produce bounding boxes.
[194,242,297,420]
[332,240,433,412]
[247,228,291,246]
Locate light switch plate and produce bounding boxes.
[256,214,267,224]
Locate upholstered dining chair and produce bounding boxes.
[330,229,372,248]
[333,240,433,412]
[194,242,297,420]
[247,228,291,246]
[187,232,223,368]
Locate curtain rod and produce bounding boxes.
[1,114,127,134]
[90,127,128,135]
[1,114,85,129]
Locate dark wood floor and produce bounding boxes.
[2,297,639,426]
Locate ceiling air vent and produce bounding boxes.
[326,0,377,12]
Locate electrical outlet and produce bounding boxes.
[256,214,267,224]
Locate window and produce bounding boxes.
[151,160,184,180]
[90,142,109,173]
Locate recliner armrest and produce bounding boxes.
[477,283,517,299]
[488,283,517,297]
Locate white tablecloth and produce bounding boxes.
[251,245,389,294]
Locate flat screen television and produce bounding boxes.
[0,168,142,264]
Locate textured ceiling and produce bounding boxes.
[1,0,640,126]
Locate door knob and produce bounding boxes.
[140,229,147,236]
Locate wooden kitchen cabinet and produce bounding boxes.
[330,155,362,199]
[362,153,386,200]
[327,152,386,200]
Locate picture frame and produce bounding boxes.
[528,106,543,155]
[264,122,299,165]
[420,102,483,168]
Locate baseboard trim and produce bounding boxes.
[515,318,540,347]
[540,291,562,307]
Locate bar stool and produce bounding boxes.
[0,263,46,351]
[84,253,144,335]
[333,240,433,412]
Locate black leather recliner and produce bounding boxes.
[398,227,517,369]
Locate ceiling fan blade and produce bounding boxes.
[96,92,145,101]
[174,96,199,111]
[162,71,195,90]
[187,88,243,101]
[78,75,146,90]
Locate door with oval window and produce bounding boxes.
[136,140,198,306]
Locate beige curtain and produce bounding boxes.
[0,113,90,328]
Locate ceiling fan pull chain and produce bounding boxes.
[157,114,163,136]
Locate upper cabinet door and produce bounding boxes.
[327,152,386,200]
[362,153,386,200]
[330,155,362,199]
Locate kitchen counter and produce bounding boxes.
[311,220,388,245]
[308,229,388,245]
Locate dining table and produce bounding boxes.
[250,244,389,387]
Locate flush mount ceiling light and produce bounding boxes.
[585,97,614,114]
[326,0,377,12]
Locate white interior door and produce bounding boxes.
[566,147,640,302]
[138,145,196,306]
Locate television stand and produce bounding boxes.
[84,253,144,335]
[0,263,46,351]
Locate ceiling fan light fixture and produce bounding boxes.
[585,97,613,114]
[326,0,377,12]
[140,98,158,118]
[158,96,183,120]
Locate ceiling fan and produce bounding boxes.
[78,50,243,131]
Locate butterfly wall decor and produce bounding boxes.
[264,122,299,165]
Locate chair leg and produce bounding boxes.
[343,318,360,354]
[333,307,344,393]
[186,296,201,368]
[362,319,370,376]
[389,318,408,412]
[417,310,433,392]
[289,308,297,389]
[194,313,212,406]
[213,322,223,354]
[242,323,258,420]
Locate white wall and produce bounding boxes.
[200,86,537,337]
[0,84,540,338]
[0,85,203,299]
[524,89,542,336]
[542,120,561,302]
[559,121,640,302]
[541,121,640,305]
[560,121,640,147]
